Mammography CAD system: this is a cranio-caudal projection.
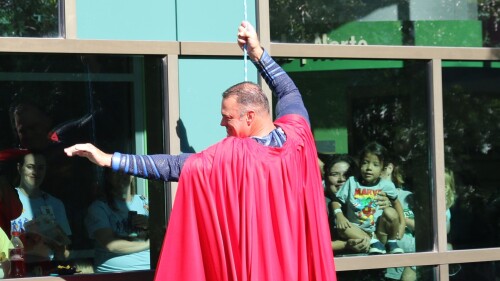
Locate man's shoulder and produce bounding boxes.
[275,114,312,142]
[274,114,308,127]
[202,136,254,154]
[185,141,224,170]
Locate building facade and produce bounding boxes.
[0,0,499,280]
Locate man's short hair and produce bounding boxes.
[222,82,269,115]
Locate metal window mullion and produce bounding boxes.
[164,54,180,223]
[63,0,77,39]
[429,58,449,281]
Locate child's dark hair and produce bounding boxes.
[359,142,388,166]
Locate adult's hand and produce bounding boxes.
[237,21,264,62]
[132,214,149,230]
[346,237,370,253]
[376,191,392,209]
[64,143,112,168]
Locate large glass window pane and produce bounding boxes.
[0,0,60,37]
[279,58,433,257]
[449,261,499,281]
[270,0,500,47]
[0,53,164,277]
[337,265,436,281]
[443,61,500,251]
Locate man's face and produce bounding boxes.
[220,96,250,137]
[18,154,46,191]
[14,107,51,150]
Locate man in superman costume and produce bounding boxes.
[65,21,337,281]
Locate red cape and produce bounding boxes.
[0,148,30,162]
[0,148,26,236]
[155,114,336,281]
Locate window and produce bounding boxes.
[279,57,433,271]
[0,0,61,37]
[443,61,500,252]
[270,0,500,47]
[337,265,436,281]
[0,53,165,277]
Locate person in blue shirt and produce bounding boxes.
[85,169,149,273]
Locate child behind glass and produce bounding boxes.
[332,142,406,255]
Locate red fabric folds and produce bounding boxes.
[155,114,336,281]
[0,148,30,161]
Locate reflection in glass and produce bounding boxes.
[270,0,500,47]
[279,58,432,256]
[12,152,72,276]
[443,61,500,251]
[449,261,500,281]
[85,171,150,273]
[337,265,435,281]
[0,0,60,37]
[0,54,164,276]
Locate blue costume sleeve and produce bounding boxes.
[111,152,193,182]
[253,50,310,124]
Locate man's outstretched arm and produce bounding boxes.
[64,143,192,182]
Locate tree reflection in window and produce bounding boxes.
[0,0,59,37]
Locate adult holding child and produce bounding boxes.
[324,154,392,254]
[64,21,336,281]
[323,154,370,253]
[332,142,405,255]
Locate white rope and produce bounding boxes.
[243,0,248,81]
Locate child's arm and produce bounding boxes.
[405,217,415,232]
[391,199,406,239]
[332,201,351,230]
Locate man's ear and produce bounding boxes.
[245,110,255,125]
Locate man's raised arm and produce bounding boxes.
[237,21,310,124]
